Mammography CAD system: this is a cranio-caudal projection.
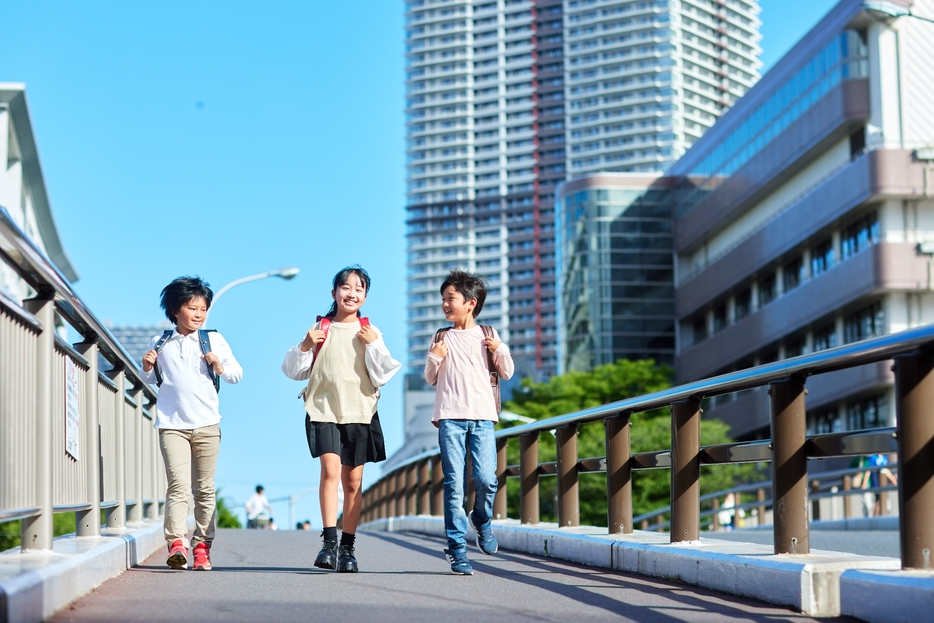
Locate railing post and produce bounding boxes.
[405,464,417,516]
[843,475,852,519]
[556,424,579,527]
[148,396,159,520]
[605,412,632,534]
[757,487,766,526]
[107,367,127,528]
[430,455,443,516]
[894,351,934,570]
[396,470,406,517]
[74,338,101,537]
[670,398,701,542]
[712,498,720,531]
[493,438,507,520]
[21,295,54,551]
[128,384,144,524]
[417,459,430,515]
[769,375,809,555]
[378,478,389,519]
[520,432,539,524]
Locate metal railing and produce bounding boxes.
[0,206,164,550]
[362,323,934,570]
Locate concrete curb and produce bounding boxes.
[0,520,165,623]
[840,568,934,623]
[361,516,900,617]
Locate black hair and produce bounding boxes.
[160,276,213,324]
[440,269,487,318]
[323,265,371,318]
[256,485,264,493]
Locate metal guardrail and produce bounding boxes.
[0,206,164,550]
[362,322,934,570]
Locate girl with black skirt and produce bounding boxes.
[281,266,401,572]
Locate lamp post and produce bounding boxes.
[213,267,300,306]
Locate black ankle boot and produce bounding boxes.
[314,537,338,570]
[337,544,358,573]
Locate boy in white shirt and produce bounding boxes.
[141,276,242,571]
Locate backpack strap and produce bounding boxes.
[151,329,174,388]
[198,329,221,393]
[359,316,370,329]
[479,325,499,385]
[433,326,452,344]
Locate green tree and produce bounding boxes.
[501,359,762,526]
[216,489,242,528]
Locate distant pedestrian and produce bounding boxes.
[303,520,312,531]
[282,266,401,573]
[425,269,514,575]
[245,485,273,529]
[268,517,278,531]
[141,276,243,571]
[296,522,304,530]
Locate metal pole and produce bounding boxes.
[21,296,54,551]
[769,376,809,555]
[107,367,127,529]
[128,385,144,523]
[430,456,444,516]
[417,460,430,515]
[520,432,539,524]
[556,424,579,528]
[670,398,701,542]
[894,351,934,570]
[74,339,101,537]
[605,413,632,534]
[493,438,507,520]
[148,396,159,520]
[405,464,417,516]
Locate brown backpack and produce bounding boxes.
[433,325,501,413]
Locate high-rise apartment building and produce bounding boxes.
[393,0,762,470]
[405,0,761,380]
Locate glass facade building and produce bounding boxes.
[557,175,675,372]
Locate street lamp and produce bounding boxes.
[212,267,300,306]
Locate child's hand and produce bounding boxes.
[142,349,158,372]
[358,324,378,344]
[484,335,502,353]
[429,340,448,359]
[301,329,327,352]
[203,353,224,376]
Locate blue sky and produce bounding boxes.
[1,0,838,528]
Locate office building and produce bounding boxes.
[673,0,934,440]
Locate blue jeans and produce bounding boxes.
[438,419,497,550]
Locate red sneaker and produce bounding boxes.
[166,540,188,570]
[192,542,212,571]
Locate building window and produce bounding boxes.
[844,301,884,344]
[785,338,806,359]
[783,257,804,292]
[713,304,727,333]
[846,394,887,430]
[811,239,833,277]
[693,316,707,344]
[734,289,751,321]
[809,408,841,435]
[813,324,838,352]
[841,212,880,260]
[758,275,776,307]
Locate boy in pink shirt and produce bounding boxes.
[425,269,515,574]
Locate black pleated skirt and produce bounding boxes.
[305,412,386,467]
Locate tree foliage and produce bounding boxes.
[500,359,763,526]
[216,489,243,529]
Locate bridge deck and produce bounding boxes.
[46,529,858,623]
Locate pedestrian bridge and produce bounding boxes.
[1,208,933,623]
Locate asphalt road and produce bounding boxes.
[705,529,900,558]
[47,529,860,623]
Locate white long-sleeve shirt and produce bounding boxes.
[140,330,242,430]
[281,320,401,424]
[424,325,514,423]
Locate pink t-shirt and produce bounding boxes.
[424,325,515,423]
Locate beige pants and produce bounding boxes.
[159,424,221,548]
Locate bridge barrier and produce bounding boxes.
[363,310,934,616]
[0,206,166,621]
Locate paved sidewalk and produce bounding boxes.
[47,529,857,623]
